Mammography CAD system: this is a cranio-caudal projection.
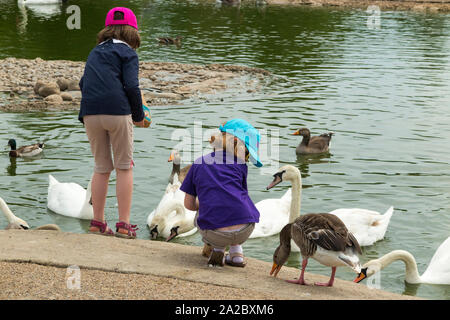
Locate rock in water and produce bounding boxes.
[60,92,73,101]
[57,78,69,91]
[67,79,80,91]
[39,82,60,97]
[34,79,46,94]
[44,94,63,104]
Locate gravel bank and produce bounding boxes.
[0,57,270,112]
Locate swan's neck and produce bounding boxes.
[288,174,302,223]
[379,250,421,284]
[0,198,16,223]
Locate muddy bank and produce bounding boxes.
[0,57,270,112]
[0,229,420,300]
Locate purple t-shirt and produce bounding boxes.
[180,151,260,230]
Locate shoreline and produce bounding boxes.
[0,57,270,112]
[217,0,450,12]
[0,230,420,300]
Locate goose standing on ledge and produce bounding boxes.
[292,128,333,154]
[354,237,450,285]
[271,214,362,287]
[168,150,192,184]
[7,139,44,157]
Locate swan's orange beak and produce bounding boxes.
[291,130,300,136]
[270,263,282,277]
[353,272,366,283]
[168,152,174,162]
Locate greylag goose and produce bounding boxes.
[7,139,44,157]
[270,213,362,287]
[168,150,192,184]
[292,128,333,154]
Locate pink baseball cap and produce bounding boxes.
[105,7,138,30]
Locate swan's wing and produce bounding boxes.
[146,209,156,226]
[421,237,450,284]
[330,207,394,246]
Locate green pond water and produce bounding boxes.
[0,0,449,299]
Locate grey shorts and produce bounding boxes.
[84,114,134,173]
[195,212,255,249]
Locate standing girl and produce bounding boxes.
[181,119,262,267]
[78,7,145,238]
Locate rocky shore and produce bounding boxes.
[0,57,270,112]
[212,0,450,12]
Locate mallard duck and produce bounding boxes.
[156,36,182,46]
[292,128,333,154]
[354,237,450,285]
[7,139,44,157]
[270,213,362,287]
[168,149,192,184]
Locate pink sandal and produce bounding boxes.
[115,221,138,239]
[88,220,115,236]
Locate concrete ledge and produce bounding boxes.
[0,230,419,300]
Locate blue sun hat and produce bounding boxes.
[219,119,263,167]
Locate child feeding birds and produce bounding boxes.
[180,119,262,267]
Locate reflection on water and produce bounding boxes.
[0,0,450,300]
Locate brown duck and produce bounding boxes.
[292,128,333,154]
[270,213,362,287]
[156,36,182,46]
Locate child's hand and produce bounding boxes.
[133,120,147,128]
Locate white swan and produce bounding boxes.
[354,237,450,285]
[47,174,93,220]
[147,199,197,241]
[264,165,394,248]
[251,188,292,238]
[147,173,197,240]
[0,196,30,229]
[329,207,394,247]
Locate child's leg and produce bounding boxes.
[91,171,111,223]
[116,168,133,225]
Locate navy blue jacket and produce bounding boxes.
[78,39,144,123]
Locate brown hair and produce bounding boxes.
[97,24,141,49]
[212,132,250,162]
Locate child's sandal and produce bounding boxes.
[88,220,115,236]
[115,221,138,239]
[208,250,225,267]
[225,252,246,268]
